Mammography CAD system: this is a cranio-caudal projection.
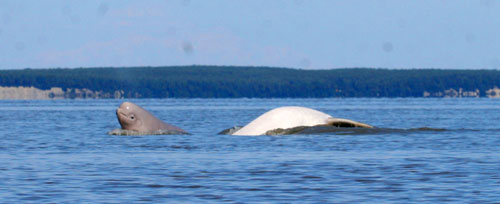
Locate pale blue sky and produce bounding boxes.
[0,0,499,69]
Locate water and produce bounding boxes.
[1,98,500,203]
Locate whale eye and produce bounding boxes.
[130,115,135,120]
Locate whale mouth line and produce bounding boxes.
[117,109,127,118]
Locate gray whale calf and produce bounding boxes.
[110,102,188,135]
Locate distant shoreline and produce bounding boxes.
[1,66,500,99]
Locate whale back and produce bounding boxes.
[232,106,333,136]
[325,118,373,128]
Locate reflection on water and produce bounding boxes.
[1,98,500,203]
[108,128,190,136]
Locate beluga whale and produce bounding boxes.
[229,106,372,136]
[109,102,188,135]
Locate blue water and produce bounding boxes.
[1,98,500,203]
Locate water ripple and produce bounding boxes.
[1,98,500,203]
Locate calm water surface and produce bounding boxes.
[1,98,500,203]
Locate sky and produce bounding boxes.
[0,0,499,69]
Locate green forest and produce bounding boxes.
[0,66,499,98]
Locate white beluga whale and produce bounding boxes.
[231,106,372,136]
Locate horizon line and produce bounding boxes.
[2,65,499,71]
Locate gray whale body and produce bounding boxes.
[112,101,188,135]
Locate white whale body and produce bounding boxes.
[232,106,372,136]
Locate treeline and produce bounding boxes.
[0,65,499,98]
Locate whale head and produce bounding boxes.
[116,102,145,131]
[115,101,188,134]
